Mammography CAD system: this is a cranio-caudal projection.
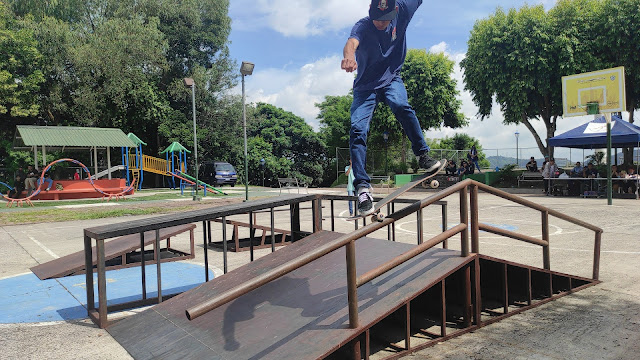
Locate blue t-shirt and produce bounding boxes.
[349,0,422,91]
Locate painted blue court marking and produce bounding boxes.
[0,262,213,324]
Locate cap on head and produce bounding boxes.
[369,0,397,21]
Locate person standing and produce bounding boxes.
[25,165,38,196]
[345,161,356,216]
[541,159,558,195]
[341,0,440,216]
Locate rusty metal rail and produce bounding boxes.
[185,179,603,330]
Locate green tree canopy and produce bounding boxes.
[250,103,327,187]
[0,1,44,121]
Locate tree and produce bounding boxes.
[0,1,44,127]
[250,103,327,187]
[428,133,491,168]
[462,5,566,158]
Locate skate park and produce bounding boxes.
[1,183,639,360]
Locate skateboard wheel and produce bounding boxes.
[372,213,385,222]
[430,179,439,189]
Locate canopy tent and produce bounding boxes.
[548,115,640,149]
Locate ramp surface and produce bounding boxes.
[107,230,470,360]
[31,224,196,280]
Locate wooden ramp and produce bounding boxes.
[107,231,471,359]
[31,224,196,280]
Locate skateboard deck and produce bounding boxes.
[348,159,447,222]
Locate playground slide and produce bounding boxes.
[90,165,126,180]
[170,172,227,195]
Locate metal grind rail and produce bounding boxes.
[185,179,603,331]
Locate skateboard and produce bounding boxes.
[348,159,447,222]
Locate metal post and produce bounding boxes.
[84,235,94,311]
[222,217,228,274]
[470,184,479,253]
[155,229,162,303]
[270,208,276,252]
[605,113,612,205]
[459,188,469,257]
[593,231,601,280]
[190,84,199,200]
[140,232,146,299]
[346,241,359,329]
[242,74,249,201]
[203,221,209,282]
[542,211,550,270]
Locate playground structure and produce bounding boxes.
[5,126,226,205]
[2,158,138,207]
[80,179,602,359]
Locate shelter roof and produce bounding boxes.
[14,126,137,149]
[161,142,191,154]
[127,133,147,146]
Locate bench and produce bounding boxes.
[32,179,133,200]
[278,177,307,194]
[518,172,543,188]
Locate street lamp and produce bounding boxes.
[383,131,389,174]
[240,61,255,201]
[514,130,520,168]
[183,77,199,200]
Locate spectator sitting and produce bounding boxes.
[466,159,475,175]
[571,162,584,177]
[8,174,25,199]
[445,160,457,176]
[38,172,54,191]
[623,167,638,194]
[583,163,598,178]
[457,160,469,176]
[525,157,538,172]
[74,169,81,180]
[611,165,620,193]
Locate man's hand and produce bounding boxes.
[342,38,359,73]
[341,58,357,72]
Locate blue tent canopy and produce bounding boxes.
[548,115,640,149]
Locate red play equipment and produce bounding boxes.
[3,158,137,207]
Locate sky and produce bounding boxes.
[226,0,635,161]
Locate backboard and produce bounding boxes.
[562,66,626,117]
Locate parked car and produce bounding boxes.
[199,161,238,187]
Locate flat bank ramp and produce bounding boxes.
[107,230,470,360]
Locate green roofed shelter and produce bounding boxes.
[13,125,139,178]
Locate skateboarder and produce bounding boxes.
[341,0,440,216]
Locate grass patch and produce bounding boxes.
[0,205,196,225]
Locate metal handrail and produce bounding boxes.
[185,178,603,327]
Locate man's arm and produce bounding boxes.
[341,38,359,73]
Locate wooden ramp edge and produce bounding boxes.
[31,224,196,280]
[107,230,471,360]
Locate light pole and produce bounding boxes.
[260,158,266,187]
[184,77,199,200]
[514,130,520,168]
[240,61,255,201]
[383,131,389,174]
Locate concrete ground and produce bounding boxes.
[0,186,638,359]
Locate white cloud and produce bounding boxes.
[236,55,354,129]
[231,0,369,37]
